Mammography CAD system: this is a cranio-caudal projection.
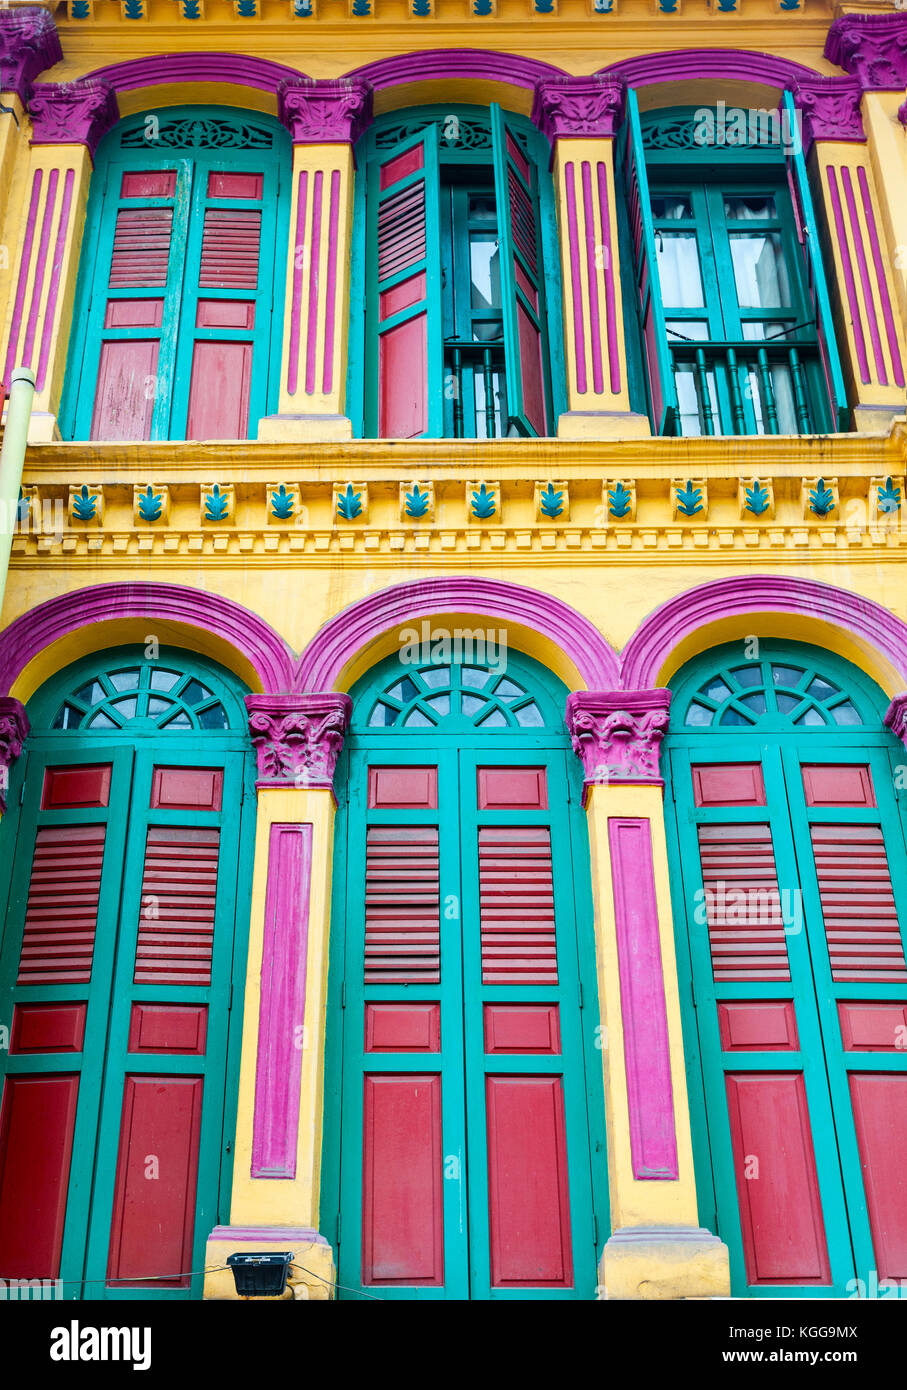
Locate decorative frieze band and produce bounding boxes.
[28,79,119,157]
[0,8,61,105]
[565,689,671,789]
[0,697,29,813]
[277,77,373,144]
[245,691,352,789]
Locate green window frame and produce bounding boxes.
[60,107,291,443]
[620,95,848,437]
[348,104,567,441]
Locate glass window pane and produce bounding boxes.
[468,194,497,224]
[462,694,488,716]
[794,707,827,727]
[807,676,839,700]
[655,232,704,307]
[148,697,173,716]
[198,704,228,729]
[730,665,762,688]
[666,320,709,342]
[386,677,419,703]
[75,680,107,706]
[739,692,767,714]
[368,702,399,727]
[109,697,138,720]
[514,701,544,727]
[724,195,778,221]
[748,362,798,435]
[729,232,791,309]
[162,710,192,729]
[424,694,450,716]
[830,700,862,726]
[477,708,508,728]
[150,668,182,692]
[685,701,714,727]
[698,677,732,701]
[403,708,434,728]
[108,669,140,692]
[461,668,490,689]
[719,707,755,726]
[86,711,119,729]
[470,232,501,313]
[674,362,719,436]
[182,678,213,706]
[771,665,805,686]
[651,195,693,220]
[495,678,526,700]
[54,704,82,729]
[473,365,506,438]
[775,693,802,714]
[419,667,450,690]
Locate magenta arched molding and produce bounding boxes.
[0,582,295,698]
[86,53,306,96]
[346,49,566,95]
[598,49,822,92]
[620,575,907,693]
[295,577,620,693]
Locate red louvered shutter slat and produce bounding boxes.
[810,825,907,983]
[133,826,220,986]
[16,826,105,985]
[479,826,557,986]
[364,826,440,985]
[198,208,261,290]
[108,207,174,288]
[697,824,792,983]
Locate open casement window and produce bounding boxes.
[358,104,561,440]
[61,108,290,442]
[619,94,847,437]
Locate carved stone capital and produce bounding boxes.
[277,78,373,145]
[245,692,352,789]
[792,77,865,147]
[825,14,907,91]
[0,7,62,105]
[29,79,119,157]
[0,697,29,813]
[884,693,907,751]
[531,76,625,145]
[565,690,671,788]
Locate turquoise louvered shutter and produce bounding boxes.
[782,90,849,433]
[366,126,443,438]
[619,89,679,436]
[490,103,552,437]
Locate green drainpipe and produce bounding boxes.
[0,367,36,620]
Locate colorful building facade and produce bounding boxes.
[0,0,906,1302]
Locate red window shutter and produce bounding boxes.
[479,826,558,985]
[108,206,173,288]
[364,826,440,984]
[696,824,791,983]
[0,1074,80,1279]
[16,825,106,985]
[133,826,220,986]
[377,182,426,283]
[198,208,261,290]
[810,825,907,982]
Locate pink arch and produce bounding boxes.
[621,575,907,692]
[598,49,822,91]
[0,582,295,697]
[295,577,619,692]
[86,53,306,95]
[346,49,566,94]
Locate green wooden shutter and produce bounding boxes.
[365,126,443,439]
[620,89,679,436]
[782,90,849,433]
[490,103,552,437]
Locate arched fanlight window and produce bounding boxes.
[363,658,556,732]
[679,653,868,730]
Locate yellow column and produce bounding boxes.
[532,78,650,440]
[862,92,907,346]
[257,80,371,444]
[794,75,907,431]
[0,80,118,442]
[567,692,730,1300]
[204,693,350,1302]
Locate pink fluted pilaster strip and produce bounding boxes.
[251,823,313,1179]
[608,817,678,1180]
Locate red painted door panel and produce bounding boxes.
[362,1074,444,1286]
[0,1074,79,1278]
[106,1075,204,1287]
[848,1074,907,1279]
[725,1073,831,1285]
[185,341,253,440]
[91,340,159,441]
[485,1075,573,1288]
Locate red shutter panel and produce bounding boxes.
[0,1074,80,1279]
[479,826,558,985]
[108,206,173,287]
[16,825,105,985]
[133,826,220,986]
[810,825,907,983]
[364,826,440,984]
[198,207,261,290]
[696,825,791,983]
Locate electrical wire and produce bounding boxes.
[290,1260,384,1301]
